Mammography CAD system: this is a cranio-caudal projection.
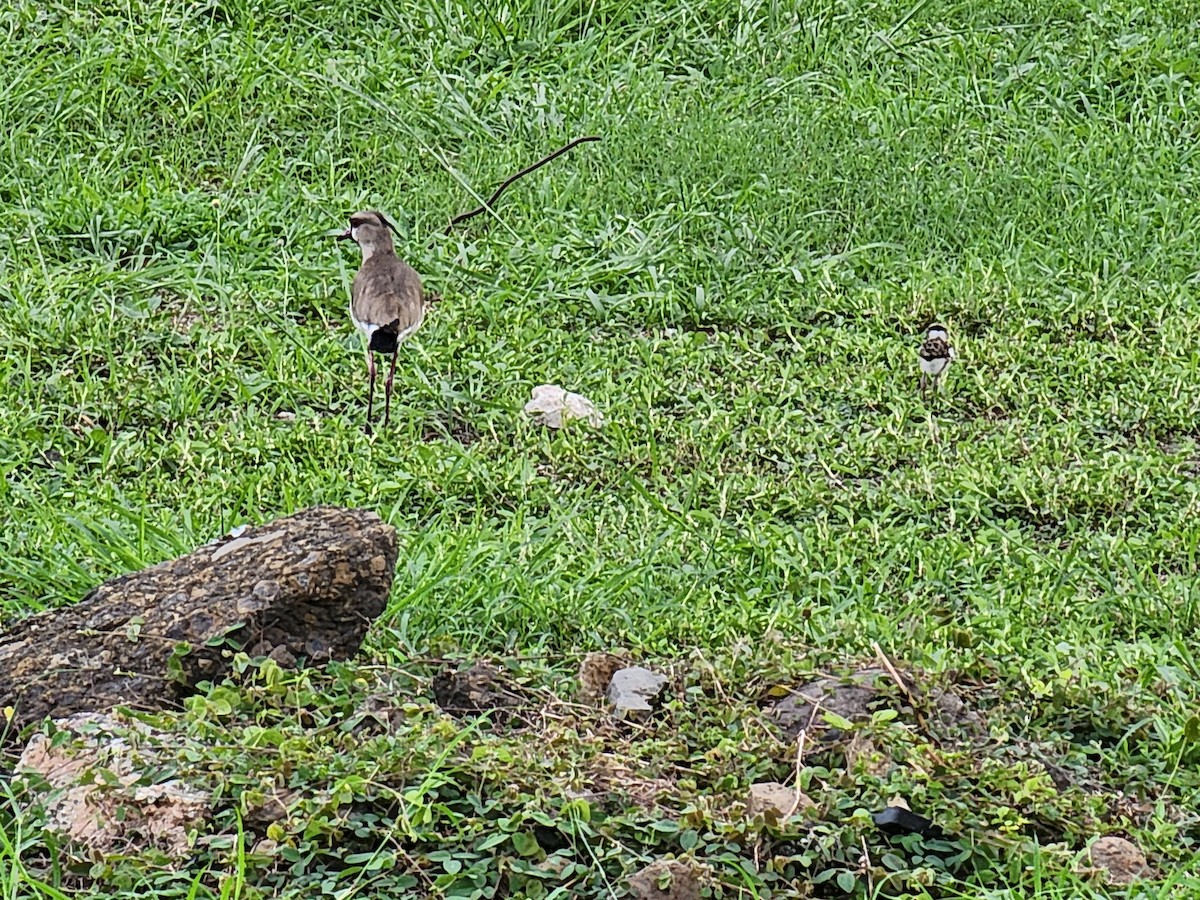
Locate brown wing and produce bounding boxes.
[351,256,424,333]
[919,336,951,361]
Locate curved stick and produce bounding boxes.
[442,135,601,235]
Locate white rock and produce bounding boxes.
[523,384,603,429]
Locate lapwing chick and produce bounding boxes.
[918,323,955,401]
[338,210,424,433]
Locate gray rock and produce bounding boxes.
[747,781,813,822]
[770,669,884,741]
[771,669,989,745]
[607,666,667,719]
[627,859,702,900]
[1088,836,1151,885]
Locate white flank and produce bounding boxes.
[349,304,377,341]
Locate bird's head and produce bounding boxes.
[925,323,949,341]
[338,210,401,260]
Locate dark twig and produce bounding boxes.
[440,135,601,237]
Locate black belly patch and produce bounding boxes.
[369,330,399,354]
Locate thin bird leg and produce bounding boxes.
[365,348,377,432]
[384,348,398,428]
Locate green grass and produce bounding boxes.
[2,0,1200,896]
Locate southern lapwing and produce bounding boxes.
[337,210,424,433]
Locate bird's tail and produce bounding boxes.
[368,319,403,354]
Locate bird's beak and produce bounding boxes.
[336,228,353,241]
